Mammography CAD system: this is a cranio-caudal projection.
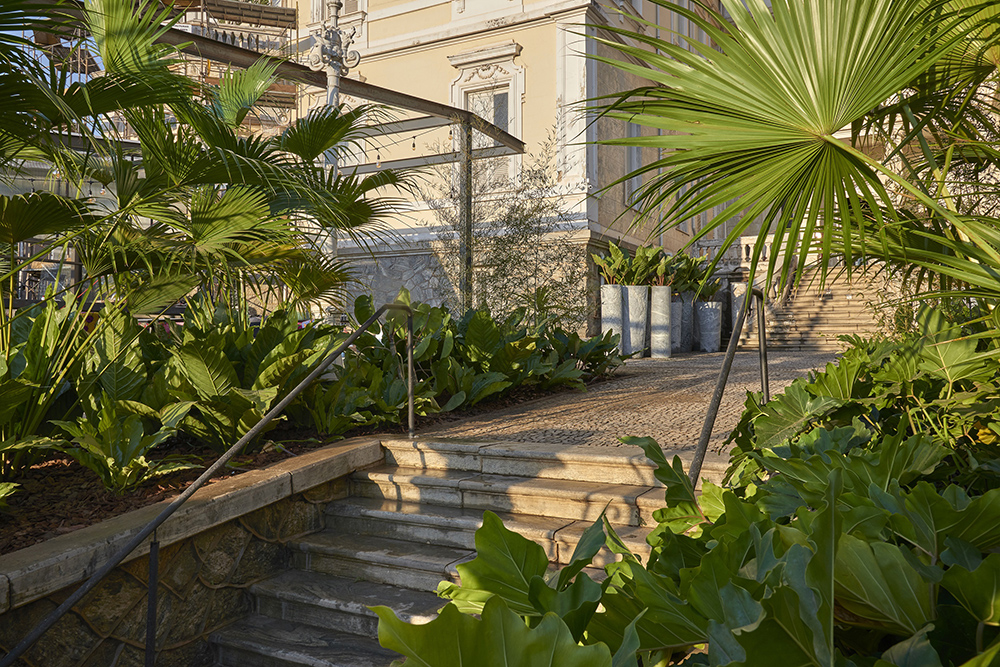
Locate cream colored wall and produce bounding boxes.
[292,0,724,253]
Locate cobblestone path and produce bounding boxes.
[420,351,836,457]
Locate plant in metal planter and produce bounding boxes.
[663,252,701,353]
[593,242,664,356]
[694,269,724,353]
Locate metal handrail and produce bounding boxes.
[688,287,768,486]
[0,303,415,667]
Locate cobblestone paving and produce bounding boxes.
[420,351,837,455]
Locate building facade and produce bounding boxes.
[293,0,723,331]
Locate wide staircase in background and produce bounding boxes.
[738,270,882,352]
[209,439,727,667]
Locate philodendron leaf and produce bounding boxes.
[438,511,548,616]
[623,436,697,506]
[834,534,934,635]
[374,597,613,667]
[528,573,602,641]
[942,553,1000,626]
[880,625,943,667]
[556,516,606,591]
[753,382,844,448]
[611,610,645,667]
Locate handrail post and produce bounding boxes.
[145,531,159,667]
[407,309,414,439]
[756,291,770,403]
[688,286,754,487]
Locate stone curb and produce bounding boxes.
[0,437,383,613]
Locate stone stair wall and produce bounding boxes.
[210,439,725,666]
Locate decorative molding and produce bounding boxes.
[446,41,522,68]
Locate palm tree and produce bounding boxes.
[595,0,1000,302]
[0,0,410,476]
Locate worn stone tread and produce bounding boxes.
[291,531,472,572]
[212,614,399,667]
[252,569,443,632]
[325,496,574,544]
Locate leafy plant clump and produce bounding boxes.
[292,291,625,438]
[376,418,1000,666]
[725,305,1000,496]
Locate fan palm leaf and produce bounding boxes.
[594,0,986,289]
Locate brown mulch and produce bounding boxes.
[0,380,599,556]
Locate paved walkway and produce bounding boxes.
[420,351,836,457]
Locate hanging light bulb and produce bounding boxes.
[375,153,381,168]
[412,137,416,151]
[100,186,106,195]
[448,129,453,141]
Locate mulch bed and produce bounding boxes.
[0,381,593,556]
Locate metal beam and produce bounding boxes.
[357,115,452,139]
[156,28,526,154]
[346,145,516,175]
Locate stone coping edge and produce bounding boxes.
[380,437,731,471]
[0,436,384,613]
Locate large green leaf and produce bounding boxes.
[941,553,1000,626]
[754,383,845,448]
[594,0,983,292]
[834,534,934,635]
[374,597,613,667]
[176,344,238,399]
[438,511,549,616]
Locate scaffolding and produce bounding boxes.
[172,0,301,136]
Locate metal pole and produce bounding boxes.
[306,0,361,261]
[144,532,159,667]
[688,287,752,487]
[756,291,770,403]
[458,119,473,311]
[407,311,414,439]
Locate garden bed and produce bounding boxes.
[0,380,590,556]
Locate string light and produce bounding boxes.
[412,136,416,151]
[375,153,381,168]
[100,186,106,195]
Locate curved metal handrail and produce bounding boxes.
[0,303,415,667]
[688,287,767,486]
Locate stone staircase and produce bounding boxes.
[739,272,882,352]
[209,438,727,666]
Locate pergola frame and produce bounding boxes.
[155,27,524,309]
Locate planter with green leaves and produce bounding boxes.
[592,243,662,357]
[593,245,626,352]
[664,253,701,353]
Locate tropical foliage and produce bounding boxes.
[374,0,1000,663]
[294,290,624,438]
[597,0,1000,301]
[376,313,1000,664]
[0,0,408,485]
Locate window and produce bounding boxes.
[466,89,509,147]
[449,42,524,177]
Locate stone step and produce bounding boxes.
[288,530,473,591]
[350,465,660,527]
[212,615,399,667]
[251,569,442,638]
[324,497,652,567]
[381,438,663,486]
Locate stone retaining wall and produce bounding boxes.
[0,438,384,667]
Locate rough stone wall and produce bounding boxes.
[0,479,347,667]
[342,249,454,309]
